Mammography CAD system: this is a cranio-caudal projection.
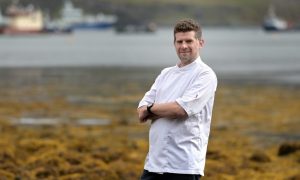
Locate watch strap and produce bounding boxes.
[147,103,154,114]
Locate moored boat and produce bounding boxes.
[54,0,117,31]
[0,3,72,35]
[2,4,44,34]
[0,9,5,33]
[263,5,288,31]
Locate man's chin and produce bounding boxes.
[179,56,192,62]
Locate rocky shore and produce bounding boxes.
[0,67,299,179]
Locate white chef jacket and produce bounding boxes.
[138,56,217,176]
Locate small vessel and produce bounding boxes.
[0,3,72,35]
[1,3,44,34]
[0,9,6,33]
[54,0,117,31]
[263,5,288,31]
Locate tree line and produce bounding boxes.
[0,0,299,26]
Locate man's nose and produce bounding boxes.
[181,42,188,48]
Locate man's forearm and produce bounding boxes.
[150,102,188,120]
[137,105,162,122]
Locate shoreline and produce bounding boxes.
[0,66,299,87]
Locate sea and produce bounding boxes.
[0,27,300,85]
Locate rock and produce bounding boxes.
[250,151,271,163]
[288,174,300,180]
[278,142,300,156]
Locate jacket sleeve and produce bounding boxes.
[176,70,217,117]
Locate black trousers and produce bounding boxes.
[140,170,201,180]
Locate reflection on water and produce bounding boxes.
[13,117,111,126]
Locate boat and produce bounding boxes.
[0,3,72,35]
[1,4,44,34]
[54,0,117,31]
[43,10,73,34]
[263,5,288,31]
[0,9,6,33]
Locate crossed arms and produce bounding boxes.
[137,102,188,123]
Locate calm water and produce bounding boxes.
[0,28,300,84]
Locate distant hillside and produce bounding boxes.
[0,0,299,26]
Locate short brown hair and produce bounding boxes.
[173,19,202,41]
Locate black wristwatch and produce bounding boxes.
[147,103,154,114]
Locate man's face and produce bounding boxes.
[174,31,204,65]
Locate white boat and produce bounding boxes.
[0,3,72,35]
[0,9,6,33]
[1,4,44,34]
[263,5,288,31]
[54,0,117,31]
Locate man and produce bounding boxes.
[137,19,217,180]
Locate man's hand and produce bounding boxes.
[137,105,161,123]
[137,106,150,123]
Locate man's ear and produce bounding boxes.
[199,39,204,48]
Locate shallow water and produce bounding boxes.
[0,28,300,84]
